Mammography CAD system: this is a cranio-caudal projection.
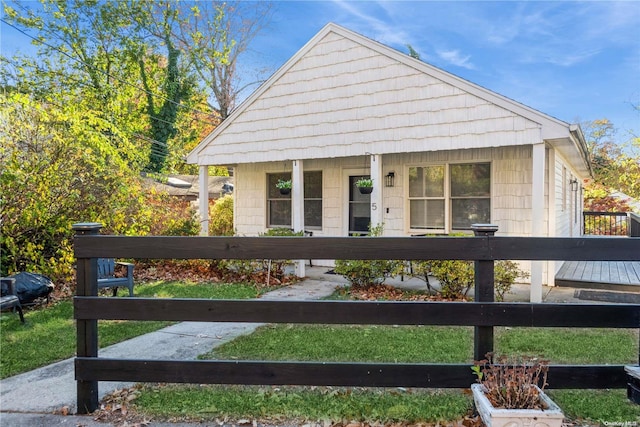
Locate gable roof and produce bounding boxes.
[187,23,590,176]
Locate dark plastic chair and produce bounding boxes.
[1,277,25,323]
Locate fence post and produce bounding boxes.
[471,224,498,362]
[72,222,102,414]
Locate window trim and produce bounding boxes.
[407,161,492,234]
[266,171,323,230]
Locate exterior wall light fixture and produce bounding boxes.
[385,171,395,187]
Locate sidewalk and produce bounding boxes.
[0,267,605,426]
[0,278,338,426]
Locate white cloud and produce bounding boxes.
[328,0,413,52]
[436,49,475,70]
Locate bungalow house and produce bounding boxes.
[187,23,592,301]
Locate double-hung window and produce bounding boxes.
[267,171,322,229]
[409,165,445,229]
[409,163,490,232]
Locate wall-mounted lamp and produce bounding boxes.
[570,178,578,192]
[385,171,395,187]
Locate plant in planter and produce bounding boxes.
[355,177,373,194]
[471,353,564,427]
[275,179,292,195]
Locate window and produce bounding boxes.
[409,163,490,231]
[408,166,445,229]
[450,163,491,229]
[267,171,323,229]
[304,171,322,228]
[267,173,291,227]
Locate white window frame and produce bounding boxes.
[266,171,323,230]
[407,162,491,234]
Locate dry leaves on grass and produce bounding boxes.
[92,386,152,427]
[346,284,468,302]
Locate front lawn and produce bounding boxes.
[134,323,639,425]
[0,281,263,379]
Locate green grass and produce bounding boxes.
[202,324,474,363]
[549,389,640,424]
[134,385,471,424]
[135,323,639,424]
[201,324,637,365]
[496,326,638,364]
[0,281,262,378]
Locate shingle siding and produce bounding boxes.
[197,34,542,166]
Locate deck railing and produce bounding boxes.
[631,213,640,237]
[73,223,640,414]
[583,211,633,236]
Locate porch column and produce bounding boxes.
[292,159,305,277]
[370,154,383,228]
[546,148,556,286]
[199,165,209,236]
[531,143,545,302]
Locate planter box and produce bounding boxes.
[471,383,564,427]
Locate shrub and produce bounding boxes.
[216,227,302,284]
[409,234,527,300]
[145,191,199,236]
[0,92,158,280]
[494,260,529,302]
[333,224,404,289]
[429,260,474,299]
[209,195,234,236]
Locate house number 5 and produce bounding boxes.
[371,203,377,211]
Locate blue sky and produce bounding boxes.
[243,1,640,146]
[2,1,639,146]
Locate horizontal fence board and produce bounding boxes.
[74,236,640,261]
[74,298,640,328]
[75,358,628,389]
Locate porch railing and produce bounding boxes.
[583,211,638,236]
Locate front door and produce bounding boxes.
[348,175,371,236]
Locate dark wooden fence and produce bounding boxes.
[73,223,640,414]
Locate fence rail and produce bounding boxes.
[73,223,640,414]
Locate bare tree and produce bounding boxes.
[176,1,273,120]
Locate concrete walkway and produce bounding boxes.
[0,279,338,426]
[0,267,609,426]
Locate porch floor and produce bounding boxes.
[555,260,640,292]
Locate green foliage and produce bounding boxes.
[215,227,302,282]
[429,260,474,299]
[355,177,373,188]
[334,224,404,289]
[275,178,292,189]
[494,261,529,302]
[209,195,234,236]
[146,192,200,236]
[0,92,154,279]
[409,235,526,300]
[261,227,303,237]
[584,118,640,207]
[257,227,304,281]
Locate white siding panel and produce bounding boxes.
[201,33,544,165]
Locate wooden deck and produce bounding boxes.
[555,261,640,292]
